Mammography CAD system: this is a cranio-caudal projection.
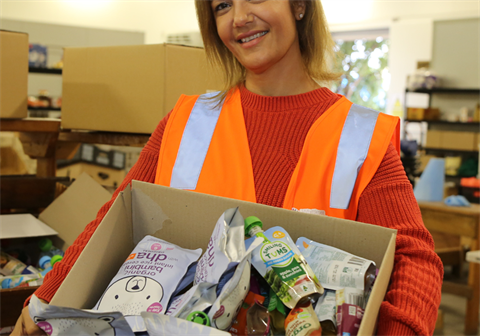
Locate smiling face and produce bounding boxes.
[212,0,304,75]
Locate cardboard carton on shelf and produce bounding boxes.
[61,44,223,134]
[426,130,478,151]
[407,107,440,120]
[57,162,125,189]
[0,30,28,119]
[47,180,396,335]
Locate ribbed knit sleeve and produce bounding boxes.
[29,113,172,305]
[357,143,444,335]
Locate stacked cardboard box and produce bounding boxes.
[0,30,28,119]
[426,130,479,151]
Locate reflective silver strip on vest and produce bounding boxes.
[170,92,222,189]
[330,104,379,209]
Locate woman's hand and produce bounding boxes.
[11,300,48,336]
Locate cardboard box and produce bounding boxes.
[442,131,476,151]
[426,130,477,151]
[407,108,440,120]
[57,162,126,189]
[426,130,442,148]
[0,30,28,119]
[49,181,396,335]
[61,44,223,134]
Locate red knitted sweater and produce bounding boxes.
[33,86,443,335]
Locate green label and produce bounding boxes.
[272,258,304,282]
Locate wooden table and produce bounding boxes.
[0,118,151,177]
[418,201,480,335]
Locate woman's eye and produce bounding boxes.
[214,2,230,12]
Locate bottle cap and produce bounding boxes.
[39,256,51,269]
[39,238,52,252]
[51,255,63,267]
[186,311,210,326]
[1,278,11,289]
[244,216,263,237]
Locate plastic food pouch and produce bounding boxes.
[208,233,263,331]
[245,217,323,309]
[171,261,198,298]
[267,289,287,334]
[0,251,27,275]
[314,290,337,335]
[229,291,265,336]
[246,300,271,336]
[93,235,202,332]
[209,257,252,330]
[195,207,246,285]
[335,288,365,336]
[285,298,322,336]
[141,312,230,336]
[28,295,134,336]
[297,237,376,292]
[166,282,217,319]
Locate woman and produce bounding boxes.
[13,1,443,335]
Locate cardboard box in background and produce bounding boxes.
[426,130,478,151]
[426,130,442,148]
[0,30,28,119]
[61,44,223,134]
[57,162,125,189]
[407,107,440,120]
[50,181,396,335]
[442,131,476,151]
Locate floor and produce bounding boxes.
[436,265,480,336]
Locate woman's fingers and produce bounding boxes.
[23,306,46,335]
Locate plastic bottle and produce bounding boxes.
[1,251,27,276]
[39,255,63,277]
[38,238,64,258]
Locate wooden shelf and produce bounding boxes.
[28,67,62,75]
[405,119,480,126]
[28,107,61,111]
[424,147,479,155]
[406,88,480,94]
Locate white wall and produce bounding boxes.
[2,1,479,44]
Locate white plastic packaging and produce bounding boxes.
[29,295,134,336]
[141,312,229,335]
[194,208,246,285]
[93,235,202,332]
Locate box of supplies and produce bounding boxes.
[49,180,396,335]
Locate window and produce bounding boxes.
[331,29,390,112]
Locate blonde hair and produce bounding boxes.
[195,0,340,97]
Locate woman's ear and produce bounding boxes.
[293,1,306,20]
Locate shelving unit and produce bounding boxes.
[403,88,480,183]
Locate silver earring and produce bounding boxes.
[299,13,304,19]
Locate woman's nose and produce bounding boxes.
[233,1,253,27]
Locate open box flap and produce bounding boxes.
[39,173,111,250]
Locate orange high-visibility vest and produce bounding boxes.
[155,88,400,220]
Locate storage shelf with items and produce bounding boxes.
[403,87,480,196]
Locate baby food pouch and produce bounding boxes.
[297,237,376,292]
[142,312,229,336]
[171,261,198,298]
[195,208,246,285]
[166,282,217,319]
[335,288,365,336]
[93,235,202,332]
[285,298,322,336]
[28,295,134,336]
[246,299,271,336]
[245,217,323,309]
[209,257,252,330]
[267,289,287,334]
[229,291,265,336]
[314,290,337,335]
